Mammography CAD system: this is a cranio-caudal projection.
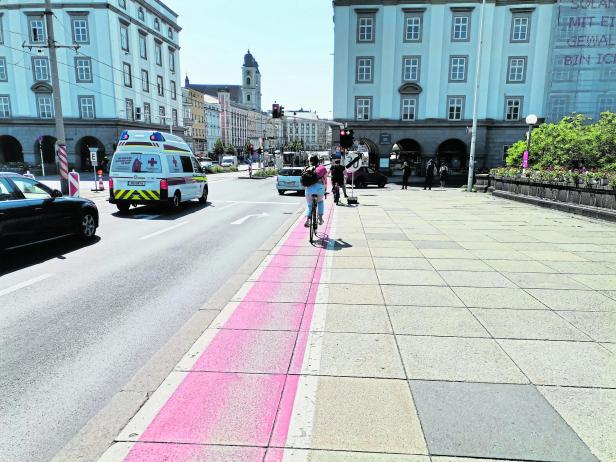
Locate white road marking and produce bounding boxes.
[222,200,299,205]
[139,221,189,240]
[215,203,239,211]
[231,212,269,225]
[133,214,161,220]
[0,274,53,298]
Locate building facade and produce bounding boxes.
[282,110,333,151]
[0,0,183,170]
[204,94,221,154]
[333,0,616,176]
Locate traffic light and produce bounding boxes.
[280,106,285,117]
[272,103,280,118]
[340,128,354,148]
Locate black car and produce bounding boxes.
[346,166,388,188]
[0,173,99,251]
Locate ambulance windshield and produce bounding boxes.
[111,153,162,174]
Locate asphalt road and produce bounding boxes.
[0,173,304,462]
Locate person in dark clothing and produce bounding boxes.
[439,163,449,188]
[330,159,348,199]
[424,158,435,190]
[401,162,411,189]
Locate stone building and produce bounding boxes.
[332,0,616,177]
[0,0,183,171]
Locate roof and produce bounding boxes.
[186,84,242,103]
[243,50,259,69]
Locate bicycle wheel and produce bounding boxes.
[310,196,318,243]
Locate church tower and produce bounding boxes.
[241,50,261,110]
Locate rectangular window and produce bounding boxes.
[404,14,422,42]
[452,15,470,41]
[144,102,151,123]
[355,97,372,120]
[449,56,467,82]
[155,43,162,66]
[125,98,134,121]
[78,95,95,119]
[141,69,149,92]
[29,17,46,44]
[139,34,147,59]
[123,62,132,87]
[507,56,527,82]
[37,94,54,118]
[402,56,420,82]
[598,95,615,114]
[71,17,89,43]
[169,49,175,72]
[75,57,92,82]
[159,106,165,119]
[356,57,373,83]
[0,95,11,118]
[511,15,530,42]
[172,109,178,127]
[32,57,50,81]
[0,57,6,81]
[401,97,417,121]
[549,96,568,120]
[0,15,4,44]
[119,0,126,8]
[357,14,375,42]
[505,97,522,121]
[447,96,464,120]
[171,80,177,100]
[120,25,129,52]
[157,75,164,96]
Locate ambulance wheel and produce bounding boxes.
[116,203,130,214]
[198,185,208,204]
[278,190,285,195]
[169,191,181,210]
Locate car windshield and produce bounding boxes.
[279,169,302,176]
[11,177,52,199]
[111,152,162,174]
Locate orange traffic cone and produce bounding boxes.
[97,170,105,191]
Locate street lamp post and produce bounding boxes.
[524,114,537,175]
[467,0,487,192]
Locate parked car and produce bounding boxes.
[220,156,238,167]
[199,158,214,173]
[0,173,99,251]
[346,166,387,188]
[276,167,304,195]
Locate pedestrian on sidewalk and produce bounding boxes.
[439,163,449,188]
[401,161,411,190]
[330,159,348,201]
[424,158,436,190]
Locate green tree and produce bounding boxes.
[213,139,225,157]
[285,139,304,152]
[224,144,236,155]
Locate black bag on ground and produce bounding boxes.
[301,169,318,187]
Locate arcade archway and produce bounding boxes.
[358,137,379,168]
[0,135,24,164]
[34,136,58,166]
[436,139,467,173]
[75,136,106,170]
[392,138,422,175]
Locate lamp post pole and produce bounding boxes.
[524,114,537,175]
[467,0,487,192]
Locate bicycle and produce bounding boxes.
[309,193,318,244]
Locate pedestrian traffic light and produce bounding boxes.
[272,103,280,118]
[340,129,354,148]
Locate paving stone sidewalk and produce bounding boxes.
[101,187,616,462]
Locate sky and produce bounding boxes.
[165,0,334,118]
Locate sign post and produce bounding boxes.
[345,151,363,206]
[37,136,46,177]
[89,147,99,192]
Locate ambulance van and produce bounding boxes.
[109,130,208,213]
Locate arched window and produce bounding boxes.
[138,7,144,21]
[154,18,160,31]
[246,77,251,85]
[167,27,173,39]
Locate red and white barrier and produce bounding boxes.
[69,170,80,197]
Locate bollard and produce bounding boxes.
[97,169,105,191]
[69,170,80,197]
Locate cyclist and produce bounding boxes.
[303,155,327,228]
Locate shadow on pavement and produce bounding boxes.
[111,201,212,221]
[0,236,102,276]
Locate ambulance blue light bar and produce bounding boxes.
[150,132,166,141]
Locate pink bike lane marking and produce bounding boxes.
[122,206,334,461]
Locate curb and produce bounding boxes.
[51,206,304,462]
[492,190,616,223]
